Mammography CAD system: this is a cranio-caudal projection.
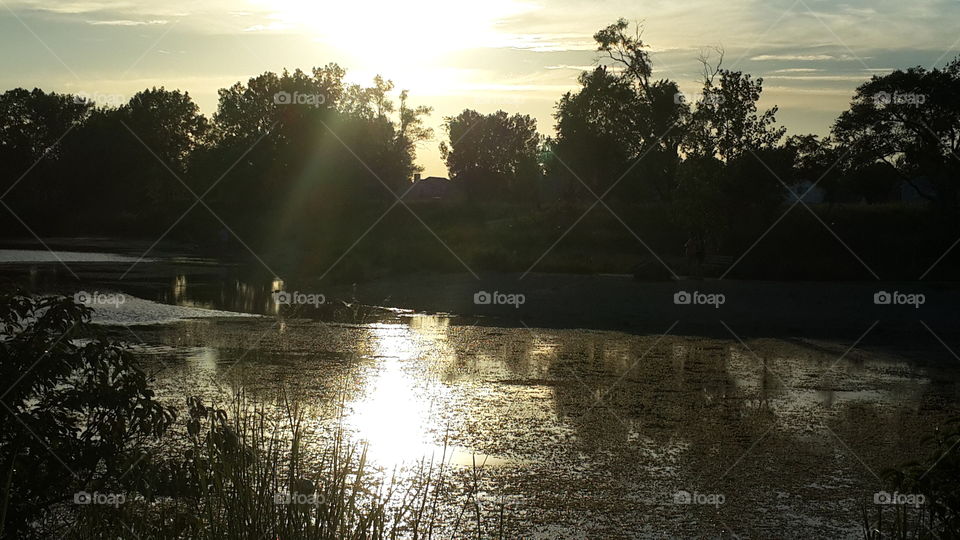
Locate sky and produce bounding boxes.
[1,0,959,176]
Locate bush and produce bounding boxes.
[0,293,175,538]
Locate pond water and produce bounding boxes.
[2,246,959,538]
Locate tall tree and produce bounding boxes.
[833,56,960,208]
[440,109,541,201]
[552,19,686,202]
[0,88,91,224]
[684,69,785,161]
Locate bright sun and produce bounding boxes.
[256,0,537,67]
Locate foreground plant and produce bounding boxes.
[0,293,175,538]
[1,294,504,539]
[73,392,473,539]
[862,417,960,539]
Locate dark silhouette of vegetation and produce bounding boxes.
[0,293,175,538]
[862,416,960,538]
[0,294,506,538]
[1,19,960,280]
[834,57,960,210]
[440,109,541,201]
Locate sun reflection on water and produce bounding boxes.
[348,322,443,469]
[347,318,512,469]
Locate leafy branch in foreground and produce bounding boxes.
[0,293,176,538]
[862,416,960,539]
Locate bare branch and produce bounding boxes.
[697,45,725,85]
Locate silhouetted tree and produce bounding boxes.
[440,109,541,201]
[195,67,433,244]
[0,88,91,225]
[833,56,960,209]
[552,19,686,202]
[56,88,208,232]
[684,69,785,161]
[553,68,640,198]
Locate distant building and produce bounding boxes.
[404,175,465,202]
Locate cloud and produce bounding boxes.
[243,22,291,32]
[544,64,595,71]
[499,33,595,52]
[86,19,168,26]
[751,54,836,61]
[765,74,872,81]
[770,68,823,73]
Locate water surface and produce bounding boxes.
[3,246,959,538]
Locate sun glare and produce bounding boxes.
[256,0,537,66]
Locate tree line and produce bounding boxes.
[1,18,959,250]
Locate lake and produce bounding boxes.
[1,243,958,538]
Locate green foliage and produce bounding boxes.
[0,293,175,538]
[553,67,648,197]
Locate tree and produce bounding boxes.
[395,90,434,182]
[0,88,91,228]
[684,69,785,162]
[51,88,210,232]
[552,67,644,197]
[833,56,960,209]
[440,109,541,201]
[212,66,344,143]
[552,19,686,202]
[593,18,654,94]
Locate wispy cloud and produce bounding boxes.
[770,68,822,73]
[86,19,168,26]
[544,64,595,71]
[765,74,872,81]
[751,54,836,61]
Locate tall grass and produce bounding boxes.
[68,392,500,539]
